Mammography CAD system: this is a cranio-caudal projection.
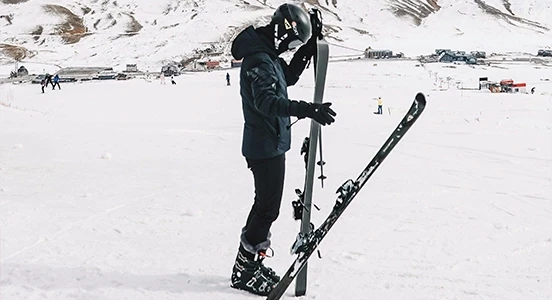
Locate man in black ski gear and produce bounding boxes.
[44,73,53,88]
[230,3,336,296]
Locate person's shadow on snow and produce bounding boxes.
[2,263,233,295]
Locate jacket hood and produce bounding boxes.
[231,26,277,60]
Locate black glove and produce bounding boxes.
[309,8,323,40]
[307,102,336,125]
[289,100,336,126]
[292,35,316,61]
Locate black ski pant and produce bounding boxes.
[244,153,285,248]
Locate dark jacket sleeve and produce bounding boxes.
[246,60,291,117]
[278,38,316,86]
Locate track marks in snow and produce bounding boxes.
[1,263,229,294]
[1,204,127,263]
[410,140,552,163]
[0,101,46,116]
[339,251,367,262]
[1,189,175,263]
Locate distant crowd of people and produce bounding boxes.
[36,70,234,91]
[156,72,231,86]
[40,73,61,93]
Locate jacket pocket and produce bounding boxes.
[264,118,279,141]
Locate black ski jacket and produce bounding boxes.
[231,26,313,159]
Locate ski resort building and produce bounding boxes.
[364,48,403,59]
[438,50,477,64]
[483,78,527,93]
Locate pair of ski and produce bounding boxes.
[266,38,427,300]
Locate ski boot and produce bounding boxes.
[231,245,279,296]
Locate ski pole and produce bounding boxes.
[317,126,327,188]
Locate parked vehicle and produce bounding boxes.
[31,74,45,84]
[537,49,552,57]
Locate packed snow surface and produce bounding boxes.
[1,59,551,299]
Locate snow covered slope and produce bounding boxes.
[0,0,551,69]
[1,59,551,300]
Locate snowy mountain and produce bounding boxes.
[2,3,552,300]
[0,0,551,70]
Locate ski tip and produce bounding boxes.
[415,92,426,104]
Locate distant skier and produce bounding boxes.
[44,73,53,88]
[40,78,46,93]
[377,97,383,114]
[531,87,535,94]
[171,75,176,85]
[52,74,61,90]
[229,3,336,296]
[226,72,231,86]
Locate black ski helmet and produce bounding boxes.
[270,3,312,52]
